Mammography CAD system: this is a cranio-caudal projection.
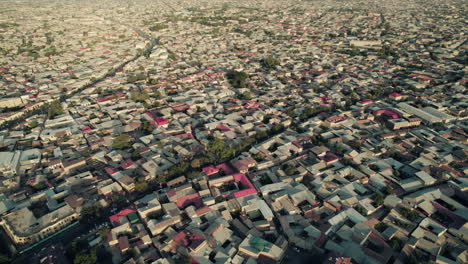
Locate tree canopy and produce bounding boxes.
[113,134,132,149]
[0,254,11,264]
[127,74,146,83]
[261,56,280,70]
[130,91,149,102]
[80,205,103,225]
[206,137,235,162]
[48,100,64,118]
[149,24,168,32]
[135,178,148,193]
[226,70,248,88]
[73,249,97,264]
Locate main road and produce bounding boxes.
[6,15,160,263]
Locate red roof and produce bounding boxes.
[174,132,193,139]
[202,163,234,176]
[173,231,206,251]
[120,159,135,170]
[358,99,373,105]
[118,236,129,251]
[319,152,339,163]
[145,112,157,120]
[176,193,203,209]
[233,173,257,198]
[244,100,262,109]
[155,117,168,126]
[232,158,257,174]
[97,95,116,103]
[202,166,217,176]
[326,116,348,123]
[81,126,92,133]
[173,104,190,112]
[195,206,211,216]
[109,208,136,224]
[374,109,400,119]
[389,92,402,97]
[216,124,230,131]
[188,233,205,250]
[105,167,119,175]
[226,105,242,110]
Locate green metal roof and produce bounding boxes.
[127,212,139,223]
[250,236,273,252]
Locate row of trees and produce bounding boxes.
[126,74,146,83]
[130,91,150,102]
[80,204,103,225]
[68,238,111,264]
[149,24,169,32]
[159,122,287,184]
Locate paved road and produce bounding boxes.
[11,222,85,264]
[7,16,160,262]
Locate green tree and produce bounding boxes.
[206,137,235,162]
[390,238,403,250]
[283,164,296,176]
[48,100,63,118]
[254,152,264,162]
[256,130,268,140]
[151,91,162,99]
[74,249,97,264]
[71,239,88,254]
[113,134,132,149]
[400,207,418,221]
[261,56,280,70]
[187,171,200,179]
[28,120,39,128]
[383,185,393,195]
[155,173,168,184]
[80,205,103,225]
[378,44,397,58]
[142,121,154,132]
[374,222,388,232]
[149,24,168,32]
[373,193,384,206]
[96,246,112,264]
[226,70,248,88]
[238,92,253,100]
[135,178,148,193]
[98,228,110,239]
[131,151,141,160]
[32,182,47,190]
[348,140,362,151]
[355,206,366,215]
[130,91,149,102]
[127,74,146,83]
[271,124,285,134]
[0,254,11,264]
[82,149,91,157]
[335,144,345,155]
[191,158,202,168]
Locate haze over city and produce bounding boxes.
[0,0,466,264]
